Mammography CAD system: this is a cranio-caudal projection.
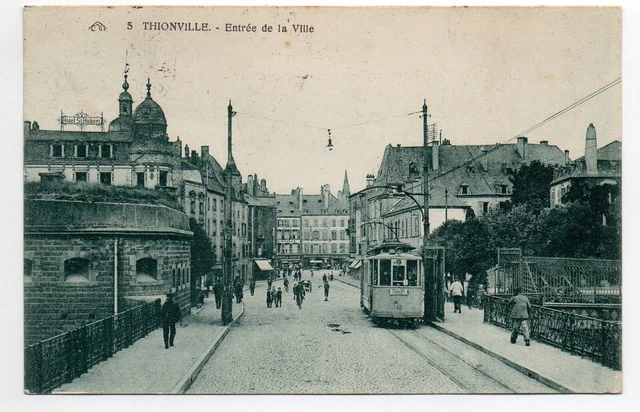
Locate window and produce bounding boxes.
[100,144,112,158]
[407,260,418,286]
[24,258,33,282]
[483,202,489,214]
[159,171,168,187]
[460,184,469,195]
[99,172,112,185]
[392,264,405,286]
[322,218,328,227]
[312,231,319,240]
[64,258,91,283]
[190,192,196,214]
[136,258,158,283]
[331,231,337,240]
[332,219,336,227]
[76,144,87,158]
[379,260,391,286]
[293,220,299,227]
[136,172,145,187]
[322,231,328,241]
[51,144,64,158]
[331,244,337,253]
[340,244,346,254]
[340,219,345,227]
[75,172,87,182]
[212,199,217,211]
[313,218,318,227]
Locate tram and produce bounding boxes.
[361,241,424,326]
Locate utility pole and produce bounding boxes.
[222,101,234,325]
[422,99,434,322]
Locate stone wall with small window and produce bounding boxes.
[24,200,192,345]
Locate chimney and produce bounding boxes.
[185,144,190,159]
[322,184,330,208]
[247,174,254,196]
[260,179,267,192]
[585,123,598,175]
[201,145,209,158]
[431,141,439,171]
[540,140,548,146]
[366,174,375,187]
[176,137,182,157]
[396,144,401,148]
[298,187,303,210]
[191,150,198,161]
[564,150,570,166]
[24,121,31,138]
[481,148,488,171]
[516,137,528,160]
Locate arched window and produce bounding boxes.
[136,258,158,283]
[64,258,91,283]
[24,258,33,282]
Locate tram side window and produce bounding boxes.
[380,260,391,286]
[372,260,379,285]
[392,264,405,286]
[407,260,418,286]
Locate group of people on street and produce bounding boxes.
[447,276,487,312]
[293,281,306,309]
[266,286,282,308]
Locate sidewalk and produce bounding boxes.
[338,275,622,393]
[53,297,244,394]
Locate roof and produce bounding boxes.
[246,195,277,207]
[375,141,566,198]
[552,140,622,185]
[25,129,133,142]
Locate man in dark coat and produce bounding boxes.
[324,281,330,301]
[160,294,182,349]
[213,281,222,309]
[249,278,256,296]
[508,288,532,346]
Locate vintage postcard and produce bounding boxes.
[20,4,623,400]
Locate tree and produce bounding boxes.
[190,218,215,305]
[430,218,493,285]
[508,160,555,214]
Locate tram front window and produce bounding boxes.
[380,260,391,286]
[407,260,418,286]
[392,265,405,286]
[372,260,379,285]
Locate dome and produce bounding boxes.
[108,116,133,132]
[133,78,167,126]
[133,97,167,125]
[119,90,133,102]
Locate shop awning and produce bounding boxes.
[254,259,274,271]
[310,259,323,264]
[349,260,361,269]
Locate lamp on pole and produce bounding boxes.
[221,101,235,325]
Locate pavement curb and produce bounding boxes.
[338,276,573,393]
[428,321,574,393]
[172,302,245,394]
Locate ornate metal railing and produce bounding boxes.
[500,257,621,304]
[25,299,161,394]
[484,295,621,370]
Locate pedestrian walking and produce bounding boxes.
[266,287,273,308]
[213,281,222,309]
[250,278,256,296]
[477,284,486,307]
[508,288,532,346]
[284,277,289,292]
[466,281,477,309]
[449,278,464,313]
[267,277,273,290]
[324,280,330,301]
[234,280,244,303]
[160,294,181,349]
[322,273,327,283]
[276,287,282,307]
[295,282,306,309]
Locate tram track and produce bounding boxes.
[386,328,558,393]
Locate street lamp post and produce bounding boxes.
[422,99,435,322]
[221,101,234,325]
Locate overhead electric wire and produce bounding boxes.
[426,77,621,185]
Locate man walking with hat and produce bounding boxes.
[160,293,182,349]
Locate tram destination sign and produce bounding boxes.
[389,288,409,296]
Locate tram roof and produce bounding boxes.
[367,252,422,261]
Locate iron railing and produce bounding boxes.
[25,299,161,394]
[484,295,621,370]
[495,257,621,304]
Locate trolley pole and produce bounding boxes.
[221,101,234,325]
[422,99,434,322]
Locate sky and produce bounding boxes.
[22,6,621,195]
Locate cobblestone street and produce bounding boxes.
[187,270,556,394]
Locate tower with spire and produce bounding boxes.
[108,70,134,132]
[342,170,351,199]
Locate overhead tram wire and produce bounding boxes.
[426,77,622,186]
